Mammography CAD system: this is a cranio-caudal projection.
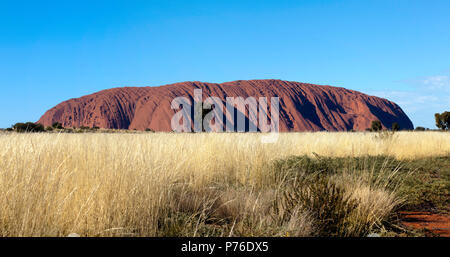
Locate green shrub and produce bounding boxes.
[434,111,449,130]
[371,120,382,132]
[52,122,63,129]
[12,122,45,133]
[391,122,400,131]
[279,176,358,236]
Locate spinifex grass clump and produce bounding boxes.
[270,155,405,236]
[277,175,358,236]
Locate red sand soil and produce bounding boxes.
[400,211,450,237]
[38,79,413,131]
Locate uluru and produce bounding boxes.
[37,79,414,132]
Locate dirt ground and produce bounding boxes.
[400,211,450,237]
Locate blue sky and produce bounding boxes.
[1,0,449,128]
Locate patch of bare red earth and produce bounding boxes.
[400,211,450,237]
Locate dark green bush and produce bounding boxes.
[370,120,382,132]
[12,122,45,132]
[391,122,400,131]
[279,175,358,236]
[52,122,63,129]
[434,111,449,130]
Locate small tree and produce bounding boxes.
[415,126,426,131]
[435,111,449,130]
[12,122,45,132]
[52,122,63,129]
[391,122,400,131]
[370,120,382,132]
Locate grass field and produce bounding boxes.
[0,131,448,236]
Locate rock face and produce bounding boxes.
[38,79,414,131]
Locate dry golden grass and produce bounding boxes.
[0,131,448,236]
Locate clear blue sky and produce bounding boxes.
[1,0,449,128]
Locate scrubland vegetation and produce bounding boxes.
[0,132,448,236]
